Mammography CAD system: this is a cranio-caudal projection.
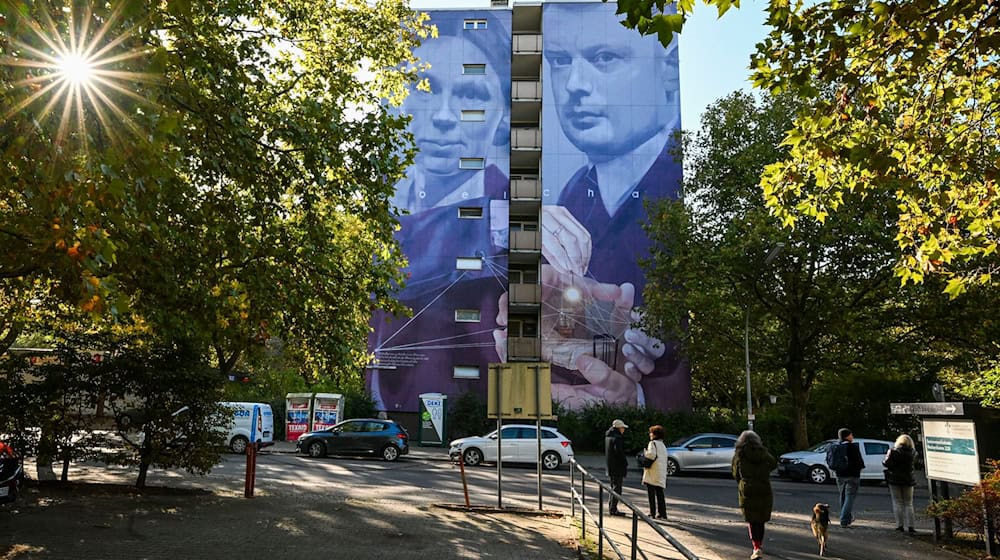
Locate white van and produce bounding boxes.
[220,402,274,453]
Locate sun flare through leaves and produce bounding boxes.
[0,1,160,148]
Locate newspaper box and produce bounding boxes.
[285,392,313,441]
[312,393,344,431]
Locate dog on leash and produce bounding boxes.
[811,503,830,556]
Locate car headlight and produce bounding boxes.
[788,458,802,464]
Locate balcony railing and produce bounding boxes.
[511,178,541,199]
[509,283,541,305]
[508,336,540,360]
[512,80,541,101]
[512,127,541,150]
[510,230,540,251]
[513,34,541,53]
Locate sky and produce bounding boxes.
[408,0,771,134]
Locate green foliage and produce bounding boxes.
[101,338,228,488]
[606,0,737,46]
[555,402,741,454]
[926,460,1000,549]
[751,2,1000,295]
[641,91,948,449]
[447,391,491,439]
[0,0,432,383]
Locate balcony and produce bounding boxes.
[512,80,541,101]
[512,127,541,150]
[508,336,541,360]
[509,283,541,305]
[511,178,541,200]
[510,230,540,252]
[513,34,541,54]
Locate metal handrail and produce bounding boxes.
[569,458,700,560]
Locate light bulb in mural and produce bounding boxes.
[556,277,582,337]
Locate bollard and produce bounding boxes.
[244,441,257,498]
[458,450,471,508]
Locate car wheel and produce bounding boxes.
[463,447,483,467]
[229,435,249,454]
[306,440,327,458]
[382,445,400,462]
[809,465,829,484]
[541,451,561,470]
[666,458,680,477]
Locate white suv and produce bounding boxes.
[777,438,893,484]
[449,425,574,470]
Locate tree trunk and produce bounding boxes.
[790,383,810,449]
[136,460,150,489]
[35,427,57,481]
[61,456,70,482]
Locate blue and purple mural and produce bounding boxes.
[539,2,690,411]
[367,11,511,413]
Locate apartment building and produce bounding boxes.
[367,0,691,426]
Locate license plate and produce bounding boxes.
[0,486,8,497]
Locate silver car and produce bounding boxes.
[664,433,739,476]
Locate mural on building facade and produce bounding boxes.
[367,11,511,413]
[538,2,691,411]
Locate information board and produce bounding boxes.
[921,418,982,486]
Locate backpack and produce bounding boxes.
[826,442,848,473]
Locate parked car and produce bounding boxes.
[296,418,409,462]
[448,425,574,470]
[664,433,739,476]
[777,438,893,484]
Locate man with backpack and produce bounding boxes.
[827,427,865,527]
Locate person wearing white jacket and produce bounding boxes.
[642,424,669,519]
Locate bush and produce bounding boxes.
[926,460,1000,549]
[448,391,491,439]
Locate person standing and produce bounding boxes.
[828,427,865,527]
[732,431,777,560]
[883,434,918,534]
[641,424,668,519]
[605,419,629,516]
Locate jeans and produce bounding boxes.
[608,473,624,513]
[889,484,916,529]
[837,476,860,526]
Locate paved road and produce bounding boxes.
[7,449,965,560]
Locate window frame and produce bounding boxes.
[453,365,480,379]
[456,257,483,271]
[463,19,488,30]
[458,206,484,219]
[454,309,482,323]
[460,109,487,122]
[459,157,485,170]
[462,64,487,75]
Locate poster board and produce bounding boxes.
[487,362,553,419]
[921,418,982,486]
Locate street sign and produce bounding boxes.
[889,402,964,416]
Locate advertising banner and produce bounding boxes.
[285,393,312,442]
[540,2,690,411]
[366,10,512,413]
[922,419,982,486]
[418,393,447,446]
[312,393,343,432]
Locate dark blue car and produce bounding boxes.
[296,418,409,462]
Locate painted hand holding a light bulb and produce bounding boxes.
[493,205,667,408]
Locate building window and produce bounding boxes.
[461,110,486,122]
[458,206,483,219]
[462,64,487,75]
[459,157,485,170]
[510,268,538,284]
[456,257,483,270]
[464,19,488,30]
[508,318,538,337]
[455,309,481,322]
[454,366,480,379]
[510,221,538,232]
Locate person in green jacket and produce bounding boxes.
[732,430,777,560]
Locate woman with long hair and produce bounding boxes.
[641,424,669,519]
[732,430,777,560]
[882,434,918,533]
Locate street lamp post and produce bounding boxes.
[745,243,784,432]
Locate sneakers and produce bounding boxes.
[608,511,626,517]
[750,548,763,559]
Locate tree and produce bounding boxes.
[101,337,228,489]
[610,1,1000,296]
[642,91,937,448]
[1,1,430,377]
